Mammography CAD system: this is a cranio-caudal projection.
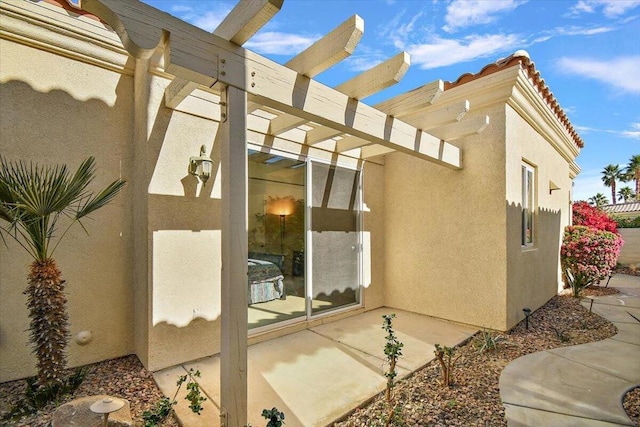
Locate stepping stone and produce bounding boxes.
[51,395,132,427]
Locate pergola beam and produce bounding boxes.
[213,0,283,45]
[304,51,411,144]
[336,136,374,152]
[374,80,444,118]
[429,115,490,141]
[285,14,364,77]
[334,51,410,100]
[82,0,463,168]
[164,78,198,109]
[406,99,470,130]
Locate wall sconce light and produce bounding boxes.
[549,180,561,195]
[189,145,213,183]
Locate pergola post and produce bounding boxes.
[220,85,248,427]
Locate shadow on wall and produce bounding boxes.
[505,201,562,330]
[0,77,135,380]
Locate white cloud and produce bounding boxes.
[192,11,228,32]
[570,0,640,18]
[622,122,640,139]
[574,123,640,139]
[244,32,319,55]
[443,0,526,33]
[557,56,640,94]
[407,34,522,69]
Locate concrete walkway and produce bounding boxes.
[500,274,640,426]
[153,307,476,426]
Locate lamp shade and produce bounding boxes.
[90,397,125,414]
[266,196,296,216]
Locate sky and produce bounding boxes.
[142,0,640,204]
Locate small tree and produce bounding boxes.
[0,156,125,387]
[561,226,622,297]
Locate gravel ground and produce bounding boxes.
[0,279,637,427]
[0,355,179,427]
[335,284,638,427]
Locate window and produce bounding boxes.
[522,162,535,246]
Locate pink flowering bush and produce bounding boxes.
[561,226,623,297]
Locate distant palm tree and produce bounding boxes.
[623,154,640,201]
[601,164,623,205]
[588,193,609,208]
[0,156,125,387]
[618,186,635,203]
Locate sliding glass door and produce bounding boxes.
[310,162,361,314]
[247,149,361,330]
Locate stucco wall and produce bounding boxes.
[504,105,572,329]
[383,105,509,330]
[0,38,135,382]
[618,228,640,267]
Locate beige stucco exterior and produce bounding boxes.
[1,0,580,382]
[384,66,579,331]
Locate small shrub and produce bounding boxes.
[262,407,285,427]
[614,215,640,228]
[434,344,461,387]
[381,314,403,427]
[2,367,89,421]
[142,369,206,427]
[473,328,506,353]
[552,327,570,343]
[561,226,623,297]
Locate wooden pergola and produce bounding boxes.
[80,0,488,425]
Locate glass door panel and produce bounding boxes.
[310,162,361,314]
[247,151,306,329]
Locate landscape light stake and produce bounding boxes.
[523,308,531,330]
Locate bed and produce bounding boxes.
[248,258,285,304]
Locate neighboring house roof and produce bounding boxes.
[603,202,640,214]
[445,50,584,150]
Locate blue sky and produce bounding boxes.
[142,0,640,203]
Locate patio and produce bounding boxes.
[153,307,477,426]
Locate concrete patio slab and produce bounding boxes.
[153,307,477,426]
[503,403,633,427]
[310,307,477,372]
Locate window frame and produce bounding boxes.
[521,161,536,247]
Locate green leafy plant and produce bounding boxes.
[434,344,461,387]
[382,313,404,427]
[262,407,285,427]
[0,156,125,388]
[473,328,506,353]
[142,369,206,427]
[2,367,89,421]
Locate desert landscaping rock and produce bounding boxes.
[52,395,132,427]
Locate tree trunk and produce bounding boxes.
[25,258,69,386]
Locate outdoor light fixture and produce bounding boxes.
[90,397,124,427]
[523,308,532,330]
[189,145,213,183]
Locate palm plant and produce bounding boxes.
[601,164,623,205]
[587,193,608,208]
[623,154,640,201]
[0,156,125,387]
[618,186,635,203]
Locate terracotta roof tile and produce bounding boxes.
[445,50,584,149]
